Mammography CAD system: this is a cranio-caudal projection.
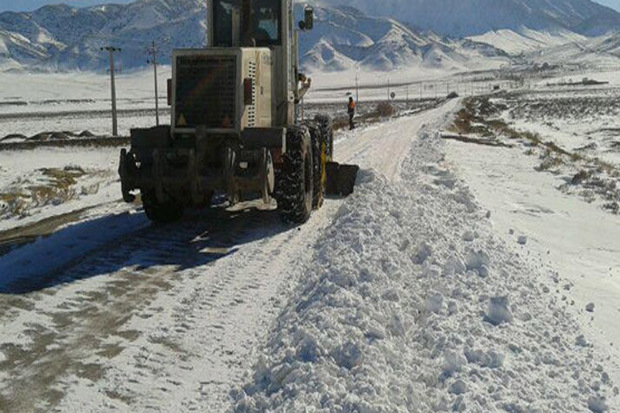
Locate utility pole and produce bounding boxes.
[147,41,160,126]
[387,79,390,101]
[101,46,121,136]
[355,72,359,104]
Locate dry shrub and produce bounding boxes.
[375,101,396,117]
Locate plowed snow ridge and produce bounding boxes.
[234,103,617,411]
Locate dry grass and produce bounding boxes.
[0,167,87,218]
[332,116,351,131]
[537,151,565,172]
[450,95,620,214]
[375,101,396,117]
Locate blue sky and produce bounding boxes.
[0,0,619,12]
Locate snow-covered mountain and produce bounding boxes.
[0,0,509,73]
[593,30,620,55]
[333,0,620,37]
[299,6,509,72]
[0,0,206,71]
[468,28,589,55]
[0,0,618,73]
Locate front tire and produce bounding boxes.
[276,126,313,224]
[141,190,184,224]
[315,114,334,160]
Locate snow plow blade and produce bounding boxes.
[326,162,360,197]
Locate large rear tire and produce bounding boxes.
[276,126,313,224]
[303,120,326,210]
[141,190,184,224]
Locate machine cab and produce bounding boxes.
[169,0,298,136]
[170,0,313,137]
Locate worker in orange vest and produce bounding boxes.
[348,97,356,130]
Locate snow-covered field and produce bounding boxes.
[0,67,516,139]
[0,147,124,232]
[446,135,620,390]
[0,68,172,138]
[0,68,619,412]
[501,87,620,165]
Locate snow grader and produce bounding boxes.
[118,0,358,223]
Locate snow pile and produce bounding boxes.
[0,209,149,293]
[233,131,617,411]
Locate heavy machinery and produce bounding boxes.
[118,0,357,224]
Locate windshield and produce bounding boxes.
[213,0,237,47]
[255,3,280,45]
[213,0,281,47]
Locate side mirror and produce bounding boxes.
[299,6,314,31]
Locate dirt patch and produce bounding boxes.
[441,133,514,148]
[97,343,125,359]
[0,206,94,257]
[0,137,130,151]
[0,326,68,412]
[105,389,134,405]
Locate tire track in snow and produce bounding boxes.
[335,99,460,182]
[0,208,283,411]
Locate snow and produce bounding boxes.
[234,120,617,411]
[498,87,620,166]
[0,146,127,231]
[331,0,620,37]
[485,296,514,326]
[0,67,171,137]
[0,207,149,290]
[445,125,620,408]
[0,35,619,411]
[0,90,617,411]
[469,28,587,55]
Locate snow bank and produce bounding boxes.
[233,131,616,411]
[0,210,149,292]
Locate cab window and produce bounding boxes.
[254,2,281,46]
[213,0,238,47]
[213,0,282,47]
